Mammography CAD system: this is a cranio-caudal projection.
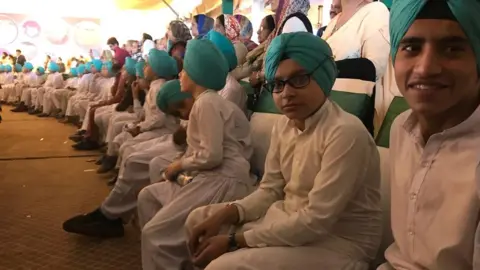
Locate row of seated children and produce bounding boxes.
[58,27,384,270]
[9,1,480,268]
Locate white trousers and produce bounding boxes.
[15,83,25,100]
[42,88,57,114]
[93,105,115,143]
[138,174,255,270]
[21,88,35,106]
[100,136,181,222]
[185,203,370,270]
[65,94,88,116]
[114,129,172,172]
[52,89,74,114]
[2,83,15,102]
[30,87,41,109]
[105,112,138,156]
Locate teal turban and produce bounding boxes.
[91,59,103,72]
[125,57,136,76]
[15,63,22,72]
[207,30,237,71]
[85,62,92,72]
[183,39,229,91]
[136,60,145,78]
[390,0,480,70]
[24,62,34,71]
[76,64,85,75]
[5,65,12,72]
[264,32,337,96]
[148,49,178,78]
[103,61,113,74]
[70,67,78,77]
[36,66,45,75]
[48,61,59,72]
[156,79,192,113]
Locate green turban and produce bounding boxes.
[156,79,192,113]
[148,49,178,78]
[136,60,145,78]
[183,39,229,91]
[264,32,337,96]
[207,30,237,71]
[390,0,480,70]
[125,57,136,76]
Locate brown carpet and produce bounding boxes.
[0,107,141,270]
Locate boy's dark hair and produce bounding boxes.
[111,63,122,74]
[16,49,21,53]
[107,37,119,46]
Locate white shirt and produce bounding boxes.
[384,107,480,270]
[181,90,253,182]
[137,78,179,133]
[235,100,382,261]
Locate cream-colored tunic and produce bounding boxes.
[139,90,255,270]
[218,73,247,113]
[187,100,382,270]
[381,107,480,270]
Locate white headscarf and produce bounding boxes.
[142,39,155,60]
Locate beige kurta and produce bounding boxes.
[187,100,382,270]
[139,90,256,270]
[380,106,480,270]
[218,73,247,114]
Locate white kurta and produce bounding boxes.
[31,73,56,109]
[2,72,22,102]
[41,73,64,114]
[186,100,383,270]
[218,73,247,114]
[51,77,79,114]
[65,73,94,117]
[112,79,179,161]
[21,75,46,106]
[16,72,37,99]
[379,106,480,270]
[0,73,15,101]
[139,90,256,270]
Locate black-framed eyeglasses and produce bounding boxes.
[262,56,334,94]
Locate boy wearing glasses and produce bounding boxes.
[185,32,382,269]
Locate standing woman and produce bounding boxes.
[249,0,312,87]
[166,20,192,59]
[235,15,276,81]
[321,0,390,126]
[214,14,248,72]
[191,14,214,40]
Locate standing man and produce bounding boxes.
[15,49,26,66]
[107,37,130,67]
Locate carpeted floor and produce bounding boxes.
[0,106,141,270]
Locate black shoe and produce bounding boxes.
[69,130,86,142]
[11,103,27,112]
[37,113,49,117]
[72,139,100,151]
[97,156,118,174]
[62,208,124,238]
[95,155,105,165]
[107,175,118,186]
